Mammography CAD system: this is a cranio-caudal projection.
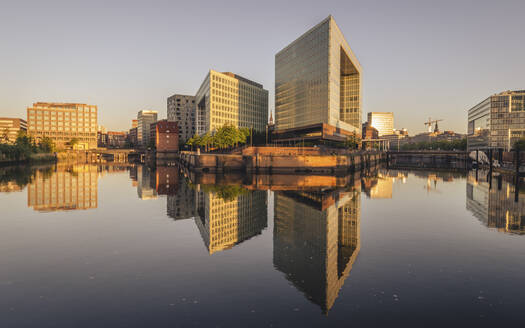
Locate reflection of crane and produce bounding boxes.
[424,118,443,133]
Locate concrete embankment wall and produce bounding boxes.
[387,151,469,170]
[178,149,385,174]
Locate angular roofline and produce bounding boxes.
[275,15,332,57]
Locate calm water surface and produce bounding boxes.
[1,164,525,327]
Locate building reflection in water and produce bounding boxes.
[136,166,157,200]
[466,170,525,235]
[27,164,98,212]
[194,186,268,254]
[273,186,361,314]
[361,170,406,199]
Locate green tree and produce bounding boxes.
[38,137,56,153]
[514,138,525,150]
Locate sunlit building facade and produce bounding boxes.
[273,187,361,313]
[467,90,525,151]
[0,117,27,144]
[195,189,267,254]
[195,70,269,135]
[27,165,98,211]
[137,110,158,147]
[167,94,196,143]
[274,15,362,143]
[367,112,394,136]
[27,102,97,149]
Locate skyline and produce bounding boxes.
[1,0,525,133]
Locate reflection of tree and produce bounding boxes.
[190,183,248,201]
[0,165,54,191]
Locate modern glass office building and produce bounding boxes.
[467,90,525,151]
[274,15,362,143]
[367,112,394,136]
[195,70,269,135]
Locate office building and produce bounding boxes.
[367,112,394,136]
[27,164,98,211]
[0,117,27,143]
[274,15,362,143]
[195,70,269,135]
[106,131,126,148]
[167,94,196,143]
[27,102,97,149]
[137,110,158,147]
[362,122,378,140]
[273,188,361,313]
[468,90,525,151]
[195,190,267,254]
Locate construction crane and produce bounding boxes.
[424,118,443,133]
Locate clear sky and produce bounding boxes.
[1,0,524,134]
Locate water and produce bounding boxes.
[1,164,525,327]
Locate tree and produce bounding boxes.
[514,138,525,151]
[38,137,56,153]
[66,138,80,149]
[1,128,9,143]
[345,135,361,150]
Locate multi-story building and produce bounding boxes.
[26,102,98,149]
[367,112,394,137]
[167,94,196,143]
[195,70,269,135]
[195,189,267,254]
[154,120,179,152]
[274,15,362,144]
[468,90,525,151]
[107,131,126,148]
[27,164,98,211]
[362,122,378,140]
[137,110,157,147]
[0,117,27,144]
[273,187,361,313]
[131,119,138,129]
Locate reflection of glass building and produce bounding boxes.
[27,165,98,211]
[273,187,360,313]
[137,166,157,200]
[195,189,267,254]
[467,90,525,151]
[466,171,525,235]
[274,15,362,143]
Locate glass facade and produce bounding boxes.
[275,16,362,136]
[467,90,525,151]
[195,70,268,135]
[367,112,394,137]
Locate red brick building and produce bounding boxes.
[155,120,179,152]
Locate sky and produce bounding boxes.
[1,0,524,134]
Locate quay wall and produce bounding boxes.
[178,148,385,174]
